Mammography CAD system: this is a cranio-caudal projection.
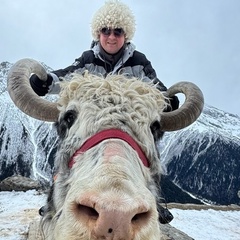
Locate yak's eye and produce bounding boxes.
[63,110,77,128]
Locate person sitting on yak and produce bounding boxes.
[29,0,179,111]
[30,0,177,224]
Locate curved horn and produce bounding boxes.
[7,58,59,122]
[160,81,204,131]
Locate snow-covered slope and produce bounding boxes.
[0,62,58,183]
[159,105,240,205]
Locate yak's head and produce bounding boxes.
[7,59,204,240]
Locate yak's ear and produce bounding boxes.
[150,121,164,141]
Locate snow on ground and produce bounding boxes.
[0,190,240,240]
[170,208,240,240]
[0,190,45,240]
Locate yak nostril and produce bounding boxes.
[76,204,99,220]
[131,211,150,225]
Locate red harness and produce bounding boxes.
[68,129,150,168]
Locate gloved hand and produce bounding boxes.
[29,74,53,96]
[164,95,179,112]
[169,95,179,111]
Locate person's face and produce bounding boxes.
[99,28,125,54]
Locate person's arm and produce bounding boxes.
[47,55,87,94]
[142,59,167,92]
[29,51,92,95]
[139,52,179,111]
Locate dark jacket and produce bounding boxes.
[48,42,167,94]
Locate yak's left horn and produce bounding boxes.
[7,58,59,122]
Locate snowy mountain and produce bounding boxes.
[0,61,240,205]
[159,105,240,205]
[0,61,58,183]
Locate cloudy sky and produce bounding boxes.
[1,0,240,116]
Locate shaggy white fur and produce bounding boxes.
[58,72,167,171]
[58,73,166,116]
[40,72,167,239]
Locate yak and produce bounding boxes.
[7,58,204,240]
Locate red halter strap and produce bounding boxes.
[68,129,150,168]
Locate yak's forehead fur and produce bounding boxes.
[58,73,167,112]
[56,73,167,172]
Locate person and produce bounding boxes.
[32,0,176,223]
[30,0,179,111]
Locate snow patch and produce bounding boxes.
[0,190,239,240]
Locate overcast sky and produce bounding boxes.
[1,0,240,116]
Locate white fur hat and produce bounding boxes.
[91,0,136,42]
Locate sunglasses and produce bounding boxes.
[100,27,125,37]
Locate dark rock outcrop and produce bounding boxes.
[0,175,41,191]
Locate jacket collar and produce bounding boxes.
[92,42,136,74]
[99,44,126,67]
